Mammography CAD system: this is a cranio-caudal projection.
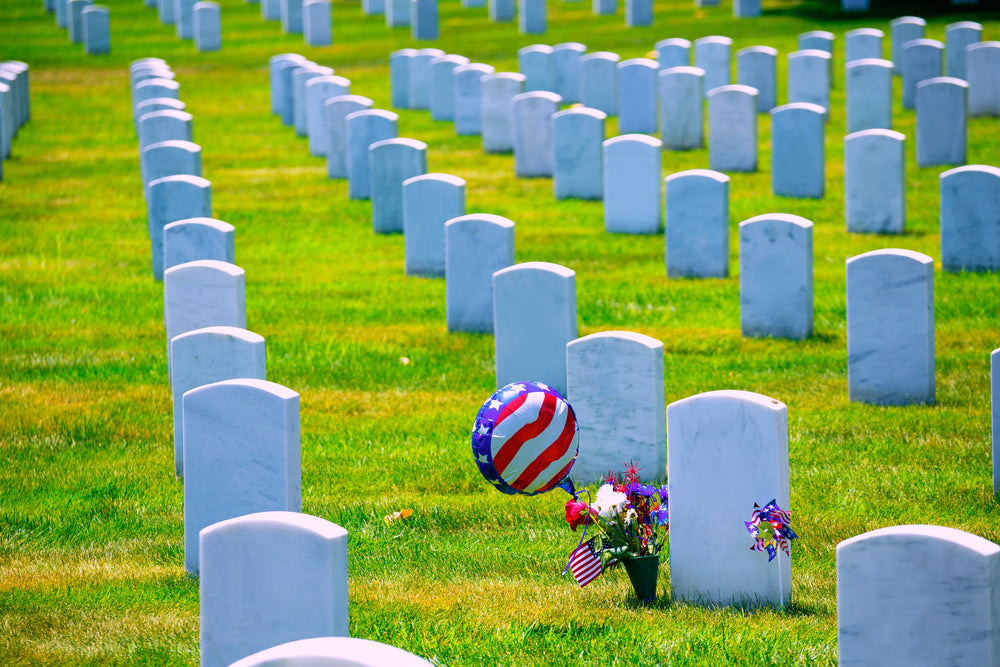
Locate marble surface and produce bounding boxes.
[292,65,333,137]
[579,52,618,116]
[707,84,757,172]
[170,325,265,477]
[175,0,197,39]
[183,380,300,576]
[228,637,432,667]
[325,95,373,179]
[481,73,525,154]
[518,45,554,93]
[844,129,905,234]
[444,214,514,333]
[488,0,513,22]
[389,49,416,109]
[603,134,662,234]
[276,58,311,126]
[665,169,729,278]
[901,39,943,110]
[410,0,438,40]
[916,77,967,167]
[770,102,825,199]
[369,138,427,234]
[736,46,777,112]
[67,0,92,44]
[693,36,732,96]
[453,63,494,135]
[269,54,306,117]
[361,0,383,15]
[668,390,790,607]
[846,249,934,405]
[844,28,883,64]
[940,165,1000,272]
[733,0,760,18]
[846,59,892,132]
[385,0,408,26]
[280,0,303,33]
[407,49,443,109]
[567,331,665,485]
[798,29,834,54]
[163,217,235,273]
[133,78,181,124]
[739,213,813,340]
[890,16,925,74]
[837,524,1000,666]
[552,43,585,103]
[164,260,246,361]
[143,139,201,197]
[512,91,560,177]
[345,109,397,199]
[656,38,690,70]
[658,66,703,150]
[200,511,345,667]
[967,42,1000,117]
[553,107,605,200]
[625,0,651,27]
[138,111,193,186]
[147,174,212,280]
[787,50,831,112]
[944,21,981,79]
[82,5,110,55]
[518,0,544,34]
[429,55,468,121]
[592,0,615,17]
[305,75,350,156]
[493,262,577,395]
[617,58,657,134]
[402,173,465,276]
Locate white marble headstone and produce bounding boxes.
[656,38,690,71]
[940,165,1000,273]
[164,260,246,364]
[603,134,662,234]
[736,46,777,112]
[966,42,1000,118]
[481,72,525,154]
[192,1,220,52]
[579,51,619,116]
[694,35,732,96]
[770,102,825,199]
[552,42,585,104]
[658,66,704,150]
[664,169,729,278]
[844,129,905,234]
[901,38,943,110]
[890,16,926,74]
[444,214,515,333]
[429,55,469,122]
[407,48,444,110]
[787,50,831,112]
[389,48,416,109]
[402,173,466,277]
[369,137,427,234]
[345,109,398,200]
[305,75,351,157]
[916,77,967,167]
[617,58,658,134]
[552,107,605,200]
[303,0,331,46]
[844,28,883,65]
[518,44,553,93]
[944,21,981,80]
[846,59,892,132]
[228,637,432,667]
[325,95,373,179]
[147,174,212,281]
[512,91,561,177]
[707,84,757,172]
[453,63,494,136]
[163,217,235,273]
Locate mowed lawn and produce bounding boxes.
[2,0,1000,664]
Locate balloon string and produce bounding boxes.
[562,489,594,576]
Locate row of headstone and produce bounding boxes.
[0,61,30,181]
[259,0,331,45]
[47,0,111,54]
[143,0,220,50]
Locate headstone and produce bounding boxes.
[429,55,469,122]
[656,38,690,71]
[228,637,432,667]
[408,48,444,110]
[736,46,777,112]
[454,63,494,135]
[1,61,29,128]
[552,43,585,104]
[771,103,825,198]
[837,525,1000,666]
[846,249,935,406]
[389,48,416,109]
[901,39,943,110]
[553,107,605,200]
[82,5,110,55]
[625,0,651,27]
[462,0,484,7]
[694,36,732,97]
[411,0,438,40]
[592,0,615,16]
[493,262,577,395]
[739,214,813,339]
[707,84,757,172]
[845,28,883,65]
[347,109,399,199]
[846,59,892,132]
[293,65,334,137]
[148,175,212,280]
[944,21,981,80]
[481,72,525,154]
[667,390,790,607]
[385,0,409,26]
[169,325,264,477]
[798,29,834,57]
[163,217,235,273]
[303,0,331,46]
[182,379,299,576]
[133,77,180,124]
[164,260,246,361]
[138,109,193,156]
[579,51,618,116]
[67,0,94,44]
[269,54,306,116]
[617,58,657,134]
[56,0,71,27]
[489,0,513,21]
[603,134,662,234]
[262,0,281,19]
[733,0,759,18]
[281,0,303,33]
[0,69,16,150]
[444,214,515,333]
[940,165,1000,272]
[143,139,202,197]
[512,91,561,177]
[917,76,968,168]
[967,42,1000,117]
[664,169,729,278]
[841,0,867,10]
[200,512,347,667]
[325,95,373,179]
[518,45,553,93]
[276,58,312,126]
[362,0,384,13]
[175,0,197,39]
[659,66,703,150]
[844,129,906,234]
[369,138,427,234]
[402,173,466,276]
[890,16,926,75]
[518,0,544,34]
[787,50,831,113]
[305,75,351,157]
[567,331,665,485]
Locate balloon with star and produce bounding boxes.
[471,381,580,495]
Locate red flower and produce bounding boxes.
[564,498,596,531]
[624,459,642,485]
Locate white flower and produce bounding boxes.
[592,483,628,519]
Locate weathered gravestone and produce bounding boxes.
[345,109,398,199]
[656,38,690,70]
[668,390,791,607]
[281,0,303,33]
[518,0,544,34]
[402,173,465,277]
[567,331,665,485]
[369,138,427,234]
[846,249,934,406]
[552,42,585,104]
[229,637,433,667]
[175,0,198,39]
[305,75,350,156]
[787,50,831,113]
[844,28,883,65]
[389,48,416,109]
[200,511,347,667]
[945,21,981,80]
[163,217,235,273]
[901,39,943,110]
[67,0,94,44]
[411,0,438,40]
[454,63,494,135]
[408,48,444,110]
[579,52,618,116]
[292,65,333,137]
[183,379,300,576]
[303,0,331,46]
[625,0,651,27]
[916,77,967,167]
[837,525,1000,666]
[846,59,892,132]
[82,5,110,55]
[445,214,515,333]
[659,66,703,150]
[694,36,731,96]
[771,103,825,199]
[844,129,905,234]
[164,260,246,359]
[966,42,1000,118]
[940,165,1000,273]
[429,55,469,121]
[518,45,553,93]
[169,325,264,477]
[481,72,525,153]
[493,262,577,395]
[736,46,776,112]
[890,16,925,75]
[148,174,211,280]
[664,169,728,278]
[512,91,560,177]
[603,134,662,234]
[143,139,201,197]
[739,214,813,340]
[553,107,605,200]
[708,84,757,172]
[325,95,373,179]
[617,58,657,134]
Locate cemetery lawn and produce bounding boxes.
[3,0,1000,664]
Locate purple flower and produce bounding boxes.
[651,508,669,526]
[626,483,655,497]
[657,486,669,503]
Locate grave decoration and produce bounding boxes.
[471,381,579,496]
[562,462,668,602]
[745,499,798,609]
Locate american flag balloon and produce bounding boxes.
[471,381,580,496]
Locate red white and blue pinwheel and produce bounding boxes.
[745,499,798,561]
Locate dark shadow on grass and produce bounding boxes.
[763,0,1000,22]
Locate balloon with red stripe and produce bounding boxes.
[471,381,580,495]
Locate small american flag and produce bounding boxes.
[568,538,603,587]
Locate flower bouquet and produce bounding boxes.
[562,461,668,601]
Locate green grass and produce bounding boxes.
[3,0,1000,663]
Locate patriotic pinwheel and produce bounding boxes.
[745,499,798,562]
